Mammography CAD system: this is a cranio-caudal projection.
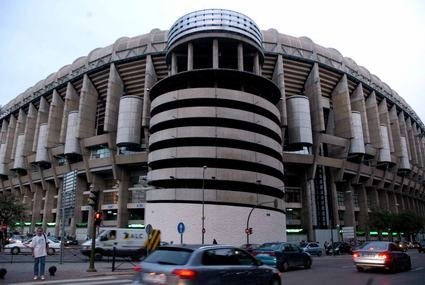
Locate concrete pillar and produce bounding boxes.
[142,55,157,145]
[389,106,402,159]
[343,183,355,228]
[273,54,287,126]
[406,118,418,166]
[413,125,424,168]
[30,184,43,233]
[356,184,368,231]
[77,74,98,138]
[69,176,86,237]
[302,174,315,242]
[304,63,325,132]
[32,97,49,152]
[60,82,79,144]
[378,190,389,211]
[117,171,130,227]
[104,64,124,133]
[332,75,353,139]
[187,42,193,71]
[350,84,370,144]
[365,92,382,150]
[23,104,37,155]
[212,39,219,69]
[11,109,27,160]
[42,181,56,229]
[47,90,64,148]
[398,112,411,158]
[378,98,394,153]
[54,180,63,237]
[237,43,244,71]
[368,187,380,209]
[171,53,177,75]
[253,53,260,75]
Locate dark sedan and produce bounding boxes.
[352,241,411,272]
[133,244,281,285]
[253,242,312,272]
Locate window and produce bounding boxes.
[103,191,118,204]
[202,248,256,266]
[285,188,301,203]
[337,191,345,206]
[89,145,111,159]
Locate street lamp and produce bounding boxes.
[201,165,207,244]
[246,199,278,244]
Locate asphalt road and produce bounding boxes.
[1,247,424,284]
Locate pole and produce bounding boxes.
[201,165,207,244]
[246,199,277,245]
[60,206,65,264]
[87,208,97,272]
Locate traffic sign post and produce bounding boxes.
[177,222,185,244]
[145,224,153,256]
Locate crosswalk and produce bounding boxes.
[10,275,134,285]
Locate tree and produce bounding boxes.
[0,195,26,231]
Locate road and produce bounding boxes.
[1,247,424,284]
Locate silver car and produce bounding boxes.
[133,244,281,285]
[352,241,411,272]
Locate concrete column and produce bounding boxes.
[389,106,402,159]
[350,84,370,144]
[60,82,79,144]
[142,55,158,146]
[356,184,368,231]
[30,183,43,233]
[212,39,219,69]
[42,181,56,228]
[117,171,130,227]
[273,54,287,126]
[187,42,194,71]
[54,180,63,237]
[11,109,27,160]
[332,75,353,139]
[253,53,260,75]
[343,183,356,228]
[378,190,389,211]
[47,90,64,148]
[23,104,37,155]
[237,43,244,71]
[304,63,325,132]
[413,125,424,168]
[398,113,411,158]
[302,175,315,242]
[365,92,382,150]
[378,98,394,153]
[104,64,124,133]
[87,177,105,238]
[406,118,418,166]
[69,176,86,237]
[171,52,177,75]
[368,187,380,209]
[77,74,98,138]
[328,170,340,228]
[32,97,49,152]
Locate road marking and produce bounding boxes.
[411,267,424,272]
[10,276,132,285]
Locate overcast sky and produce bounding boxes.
[1,0,424,122]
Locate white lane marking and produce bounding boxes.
[10,276,120,285]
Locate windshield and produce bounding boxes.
[359,242,388,251]
[257,243,282,250]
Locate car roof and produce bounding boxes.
[158,244,237,251]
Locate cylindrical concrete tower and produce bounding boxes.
[146,9,285,245]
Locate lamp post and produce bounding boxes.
[201,165,207,244]
[246,199,278,244]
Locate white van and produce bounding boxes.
[81,228,148,260]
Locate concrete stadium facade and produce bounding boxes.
[0,9,424,244]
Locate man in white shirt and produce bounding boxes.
[29,227,49,280]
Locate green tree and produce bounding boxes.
[0,195,26,231]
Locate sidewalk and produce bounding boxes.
[0,260,135,284]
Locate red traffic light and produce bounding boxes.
[94,211,102,226]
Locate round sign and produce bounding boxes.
[177,222,185,234]
[145,224,153,236]
[202,228,206,234]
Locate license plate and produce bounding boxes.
[142,272,167,284]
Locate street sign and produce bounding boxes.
[177,222,185,234]
[146,224,153,236]
[342,226,355,239]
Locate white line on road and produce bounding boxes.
[410,266,424,272]
[10,276,125,285]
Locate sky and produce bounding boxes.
[0,0,424,122]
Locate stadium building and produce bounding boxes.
[0,9,424,244]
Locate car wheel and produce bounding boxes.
[356,266,364,272]
[269,277,281,285]
[47,248,55,255]
[11,247,20,255]
[317,251,322,257]
[304,258,312,269]
[278,261,289,272]
[405,258,412,271]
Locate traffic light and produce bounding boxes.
[94,211,102,226]
[249,228,253,235]
[88,185,99,208]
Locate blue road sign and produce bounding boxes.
[177,222,185,234]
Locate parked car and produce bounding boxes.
[253,242,312,272]
[418,240,425,253]
[64,236,79,246]
[4,237,61,255]
[240,243,260,254]
[302,242,323,256]
[133,244,281,285]
[326,241,352,255]
[352,241,411,272]
[5,234,25,245]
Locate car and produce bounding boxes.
[302,242,323,256]
[352,241,411,272]
[418,240,425,253]
[252,242,312,272]
[133,244,281,285]
[4,236,61,255]
[327,241,352,255]
[64,236,79,246]
[240,243,260,254]
[5,234,25,245]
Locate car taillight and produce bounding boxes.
[377,252,389,260]
[352,252,360,258]
[133,264,142,272]
[172,269,197,280]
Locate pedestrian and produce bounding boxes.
[27,227,49,280]
[212,238,217,244]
